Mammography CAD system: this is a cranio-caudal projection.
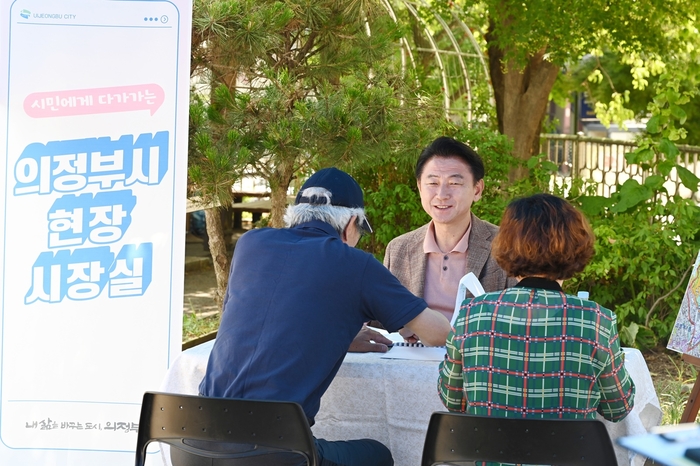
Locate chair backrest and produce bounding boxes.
[421,412,618,466]
[135,391,318,466]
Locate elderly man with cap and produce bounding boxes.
[195,167,451,466]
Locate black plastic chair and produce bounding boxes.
[135,391,318,466]
[421,412,618,466]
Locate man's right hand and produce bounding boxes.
[348,326,394,353]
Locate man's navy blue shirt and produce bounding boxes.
[199,220,428,423]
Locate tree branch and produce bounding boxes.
[596,56,618,93]
[645,265,693,326]
[294,31,318,67]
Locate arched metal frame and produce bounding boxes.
[381,1,492,124]
[223,1,491,125]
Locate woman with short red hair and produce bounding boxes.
[438,193,635,424]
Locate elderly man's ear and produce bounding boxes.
[341,215,360,247]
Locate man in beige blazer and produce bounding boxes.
[385,137,516,326]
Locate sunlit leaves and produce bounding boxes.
[471,0,699,68]
[594,91,634,127]
[587,69,604,84]
[620,323,639,349]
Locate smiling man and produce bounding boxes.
[384,136,516,323]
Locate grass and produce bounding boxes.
[183,311,221,343]
[645,349,700,425]
[651,354,698,425]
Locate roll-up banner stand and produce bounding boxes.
[0,1,192,464]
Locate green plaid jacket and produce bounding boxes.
[438,281,635,423]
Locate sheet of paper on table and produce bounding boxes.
[381,343,447,361]
[368,272,485,362]
[367,327,446,361]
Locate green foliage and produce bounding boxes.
[567,198,699,349]
[188,92,249,205]
[566,74,700,349]
[468,0,698,69]
[191,0,446,226]
[551,11,700,142]
[553,52,657,125]
[183,311,221,343]
[362,181,430,258]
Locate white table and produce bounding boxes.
[158,341,662,466]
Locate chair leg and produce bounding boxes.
[681,377,700,423]
[681,356,700,423]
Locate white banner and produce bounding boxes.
[0,1,191,464]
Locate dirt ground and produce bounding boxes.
[644,348,691,380]
[183,234,220,316]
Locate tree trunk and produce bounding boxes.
[269,184,289,228]
[204,207,229,309]
[486,24,560,183]
[268,160,296,228]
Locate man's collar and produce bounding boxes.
[423,219,472,254]
[293,220,340,238]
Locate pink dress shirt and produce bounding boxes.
[422,221,471,322]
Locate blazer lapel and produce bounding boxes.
[464,214,493,283]
[410,226,428,298]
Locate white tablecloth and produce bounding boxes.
[157,341,662,466]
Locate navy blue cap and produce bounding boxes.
[295,167,372,233]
